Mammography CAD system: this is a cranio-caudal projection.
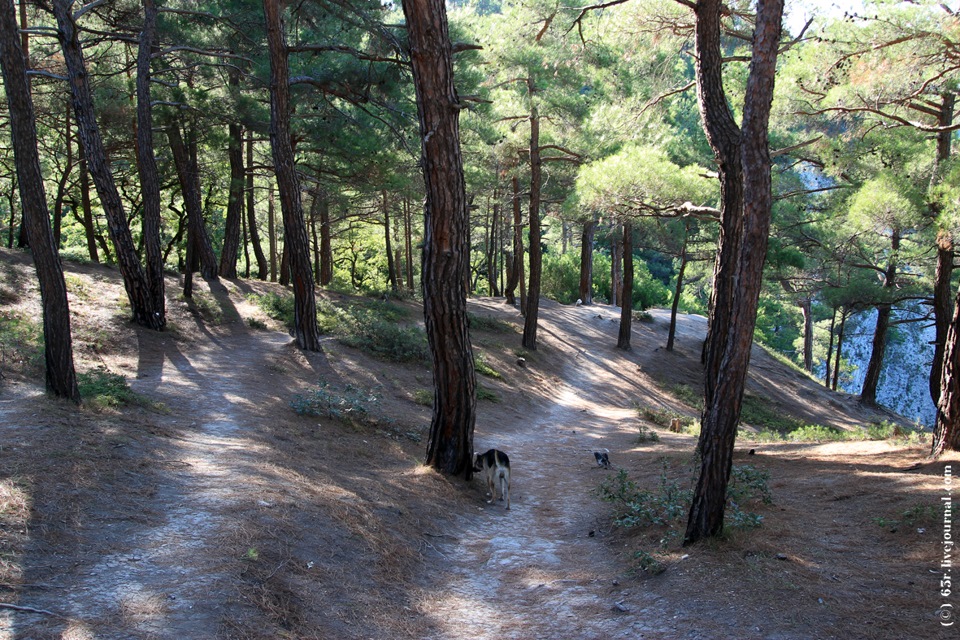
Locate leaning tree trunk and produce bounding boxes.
[578,218,596,305]
[76,143,99,262]
[402,0,477,478]
[860,230,899,406]
[383,190,399,292]
[617,220,634,350]
[832,309,847,392]
[824,309,836,388]
[136,0,166,325]
[667,222,689,352]
[53,0,162,329]
[685,0,784,546]
[0,0,79,402]
[263,0,321,351]
[168,123,219,280]
[932,285,960,457]
[522,98,543,350]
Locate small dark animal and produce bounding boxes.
[594,449,611,469]
[473,449,511,510]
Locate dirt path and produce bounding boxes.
[414,301,692,639]
[6,326,302,638]
[1,257,951,640]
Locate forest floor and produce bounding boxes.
[1,246,958,640]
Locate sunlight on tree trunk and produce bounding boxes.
[685,0,784,546]
[0,0,79,402]
[402,0,477,478]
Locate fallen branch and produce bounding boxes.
[0,602,63,618]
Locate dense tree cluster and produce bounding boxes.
[3,0,960,539]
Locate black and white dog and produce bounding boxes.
[473,449,511,510]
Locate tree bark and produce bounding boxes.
[383,190,399,292]
[136,0,166,326]
[268,185,277,282]
[263,0,322,351]
[404,195,414,291]
[76,141,100,262]
[617,221,634,350]
[246,130,269,280]
[932,286,960,456]
[522,95,543,350]
[824,308,836,388]
[860,230,899,406]
[504,174,524,307]
[930,92,955,406]
[402,0,477,478]
[319,193,333,286]
[52,101,72,249]
[0,0,79,402]
[611,226,623,307]
[685,0,784,545]
[53,0,161,329]
[800,297,813,372]
[578,218,596,304]
[667,223,689,352]
[167,123,219,281]
[220,120,244,279]
[832,309,847,392]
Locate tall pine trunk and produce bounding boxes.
[617,221,634,350]
[246,131,269,280]
[220,121,244,278]
[667,223,689,352]
[933,286,960,456]
[168,123,219,281]
[930,92,955,406]
[578,218,595,304]
[402,0,477,478]
[0,0,79,402]
[136,0,166,325]
[319,194,333,286]
[860,230,899,406]
[54,0,162,329]
[383,190,399,292]
[685,0,784,545]
[263,0,321,351]
[800,297,813,372]
[522,97,543,350]
[611,227,622,307]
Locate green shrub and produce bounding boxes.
[250,292,296,328]
[739,394,808,432]
[636,426,661,443]
[477,387,499,402]
[474,353,502,379]
[468,313,515,333]
[78,369,142,409]
[0,310,43,371]
[315,297,428,363]
[339,321,428,363]
[412,389,432,406]
[291,382,376,422]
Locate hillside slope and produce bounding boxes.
[0,247,955,639]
